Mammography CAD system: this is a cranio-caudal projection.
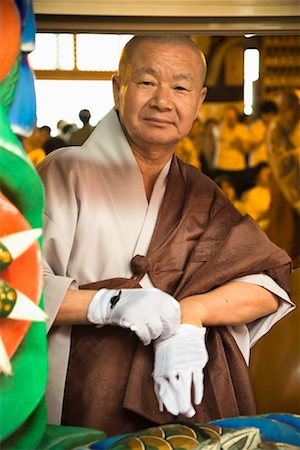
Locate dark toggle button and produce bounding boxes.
[131,254,150,276]
[110,290,122,309]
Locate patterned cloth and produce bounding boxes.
[38,414,300,449]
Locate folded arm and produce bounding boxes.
[55,287,181,346]
[56,279,279,327]
[180,280,279,328]
[55,288,95,326]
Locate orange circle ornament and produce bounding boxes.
[0,0,21,82]
[0,192,43,358]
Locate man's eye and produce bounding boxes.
[175,86,188,91]
[141,81,153,86]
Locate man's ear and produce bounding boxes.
[195,87,207,119]
[112,74,121,110]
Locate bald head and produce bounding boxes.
[118,35,207,86]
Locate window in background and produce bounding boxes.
[28,33,133,133]
[244,48,260,115]
[34,80,113,134]
[29,33,59,70]
[57,34,75,70]
[76,34,132,70]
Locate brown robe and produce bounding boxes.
[62,157,291,436]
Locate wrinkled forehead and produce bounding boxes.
[120,38,206,84]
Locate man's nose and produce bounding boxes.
[149,87,173,110]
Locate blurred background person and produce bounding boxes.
[248,100,278,187]
[201,117,218,178]
[62,123,78,145]
[57,119,68,139]
[213,105,250,196]
[241,162,271,231]
[175,135,201,169]
[266,90,300,267]
[47,121,77,152]
[70,109,94,146]
[56,119,68,139]
[23,124,51,166]
[43,135,66,155]
[214,174,246,214]
[187,118,206,168]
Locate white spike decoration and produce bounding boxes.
[0,228,42,260]
[0,227,46,376]
[0,335,13,376]
[8,289,48,322]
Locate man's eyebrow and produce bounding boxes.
[134,68,193,82]
[134,67,157,76]
[173,73,194,83]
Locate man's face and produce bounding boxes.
[113,40,207,152]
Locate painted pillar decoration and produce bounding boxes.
[0,0,48,448]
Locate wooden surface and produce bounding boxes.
[250,268,300,414]
[33,0,300,17]
[33,0,300,34]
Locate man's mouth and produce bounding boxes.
[144,117,174,125]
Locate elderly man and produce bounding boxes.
[38,35,293,437]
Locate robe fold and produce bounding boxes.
[62,156,291,436]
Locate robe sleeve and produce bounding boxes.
[228,274,295,363]
[38,151,78,331]
[235,274,294,343]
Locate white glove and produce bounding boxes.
[153,324,208,417]
[87,287,180,345]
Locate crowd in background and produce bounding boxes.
[178,90,300,267]
[23,91,300,267]
[23,108,95,165]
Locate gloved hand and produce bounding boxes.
[153,324,208,417]
[87,287,180,345]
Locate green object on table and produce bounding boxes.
[39,425,106,450]
[1,397,47,450]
